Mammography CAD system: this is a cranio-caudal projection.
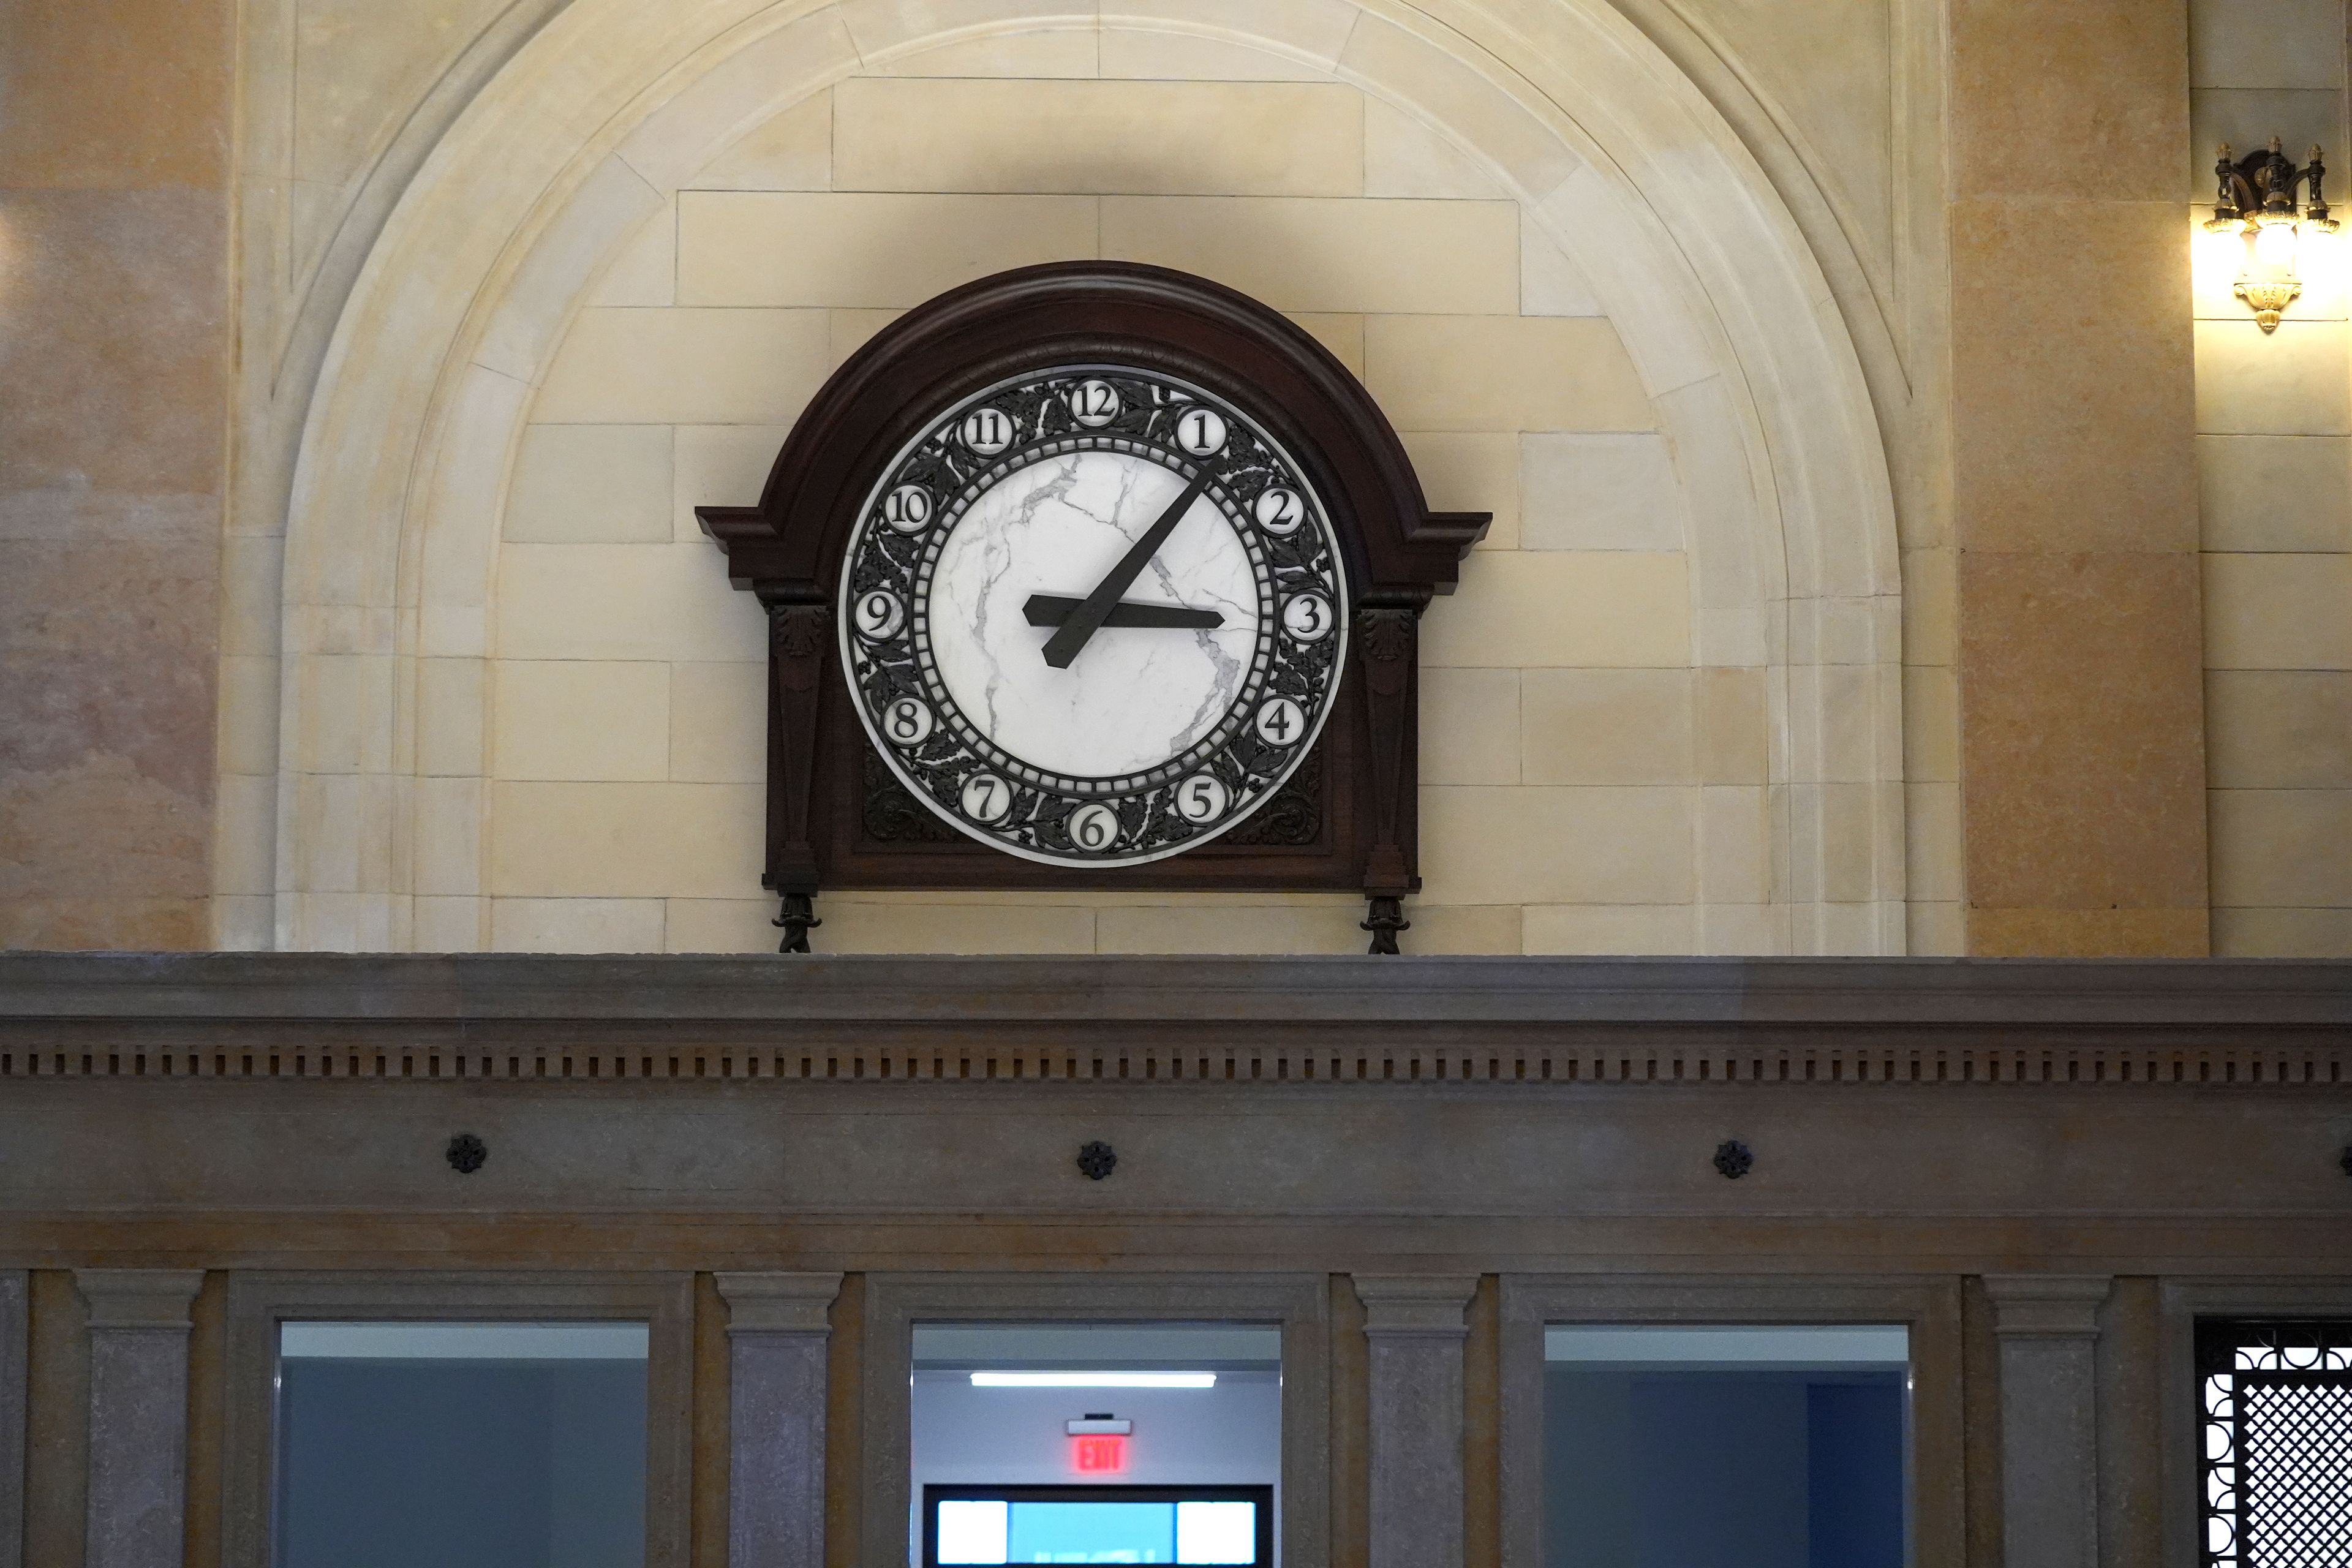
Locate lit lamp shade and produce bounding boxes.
[2253,214,2300,267]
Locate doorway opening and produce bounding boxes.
[910,1323,1283,1565]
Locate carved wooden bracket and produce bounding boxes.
[762,596,830,952]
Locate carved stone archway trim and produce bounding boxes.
[263,0,1906,953]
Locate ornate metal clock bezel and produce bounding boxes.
[837,363,1350,869]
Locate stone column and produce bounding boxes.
[1356,1275,1479,1568]
[715,1273,843,1568]
[77,1270,203,1568]
[1986,1275,2113,1568]
[1947,0,2207,957]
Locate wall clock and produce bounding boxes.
[840,364,1348,868]
[699,263,1486,952]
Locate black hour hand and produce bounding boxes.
[1041,469,1213,668]
[1023,594,1224,631]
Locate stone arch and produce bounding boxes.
[268,0,1903,952]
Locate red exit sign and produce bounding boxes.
[1071,1434,1128,1473]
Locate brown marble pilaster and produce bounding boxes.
[75,1270,202,1568]
[0,1272,24,1568]
[0,0,235,949]
[1985,1276,2112,1568]
[715,1272,843,1568]
[1948,0,2210,954]
[1356,1275,1477,1568]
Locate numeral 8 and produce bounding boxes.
[883,697,933,747]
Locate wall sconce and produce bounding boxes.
[2208,137,2339,331]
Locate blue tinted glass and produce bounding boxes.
[1004,1501,1178,1564]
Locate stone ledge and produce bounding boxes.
[0,952,2346,1024]
[0,954,2344,1085]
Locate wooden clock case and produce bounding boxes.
[698,262,1488,951]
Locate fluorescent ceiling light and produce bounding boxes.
[279,1322,649,1362]
[969,1371,1217,1389]
[1543,1326,1909,1366]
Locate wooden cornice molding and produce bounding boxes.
[0,954,2345,1087]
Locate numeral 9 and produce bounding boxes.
[855,591,904,640]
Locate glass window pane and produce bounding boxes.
[1177,1501,1260,1564]
[274,1320,649,1568]
[939,1500,1012,1564]
[1544,1324,1909,1568]
[1007,1500,1176,1561]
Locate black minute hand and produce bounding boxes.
[1040,468,1212,669]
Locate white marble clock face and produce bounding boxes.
[839,365,1349,867]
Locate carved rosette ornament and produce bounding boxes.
[699,263,1487,952]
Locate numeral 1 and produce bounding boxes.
[1175,406,1228,457]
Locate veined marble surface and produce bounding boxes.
[928,451,1261,778]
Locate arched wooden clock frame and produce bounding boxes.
[698,262,1488,952]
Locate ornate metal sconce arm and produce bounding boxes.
[2211,142,2248,227]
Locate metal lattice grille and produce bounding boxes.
[2199,1321,2352,1568]
[2242,1380,2352,1568]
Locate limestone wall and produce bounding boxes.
[228,1,1915,957]
[2188,0,2352,956]
[486,69,1742,956]
[21,0,2346,957]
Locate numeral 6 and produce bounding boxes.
[1068,802,1120,851]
